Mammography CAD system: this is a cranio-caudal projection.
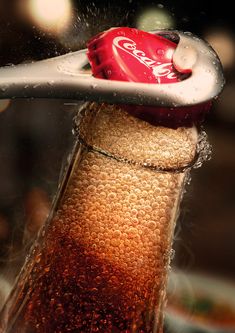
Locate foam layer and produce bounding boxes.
[77,103,198,170]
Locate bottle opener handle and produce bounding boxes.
[0,31,224,107]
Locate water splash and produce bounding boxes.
[193,130,212,169]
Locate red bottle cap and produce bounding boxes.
[87,27,211,128]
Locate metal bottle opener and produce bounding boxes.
[0,30,224,107]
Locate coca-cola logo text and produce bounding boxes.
[113,36,177,80]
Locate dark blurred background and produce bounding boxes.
[0,0,235,329]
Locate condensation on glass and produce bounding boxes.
[0,103,198,333]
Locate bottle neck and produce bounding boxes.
[74,103,199,172]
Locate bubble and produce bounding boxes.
[146,221,157,230]
[113,230,121,237]
[107,192,117,200]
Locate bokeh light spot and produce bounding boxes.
[136,7,174,31]
[0,100,11,113]
[204,29,235,69]
[27,0,73,34]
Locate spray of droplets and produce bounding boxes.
[193,130,212,169]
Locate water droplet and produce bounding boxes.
[193,131,212,169]
[184,31,193,36]
[170,249,175,260]
[157,48,165,56]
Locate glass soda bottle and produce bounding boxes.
[0,27,211,333]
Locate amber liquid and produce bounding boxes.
[8,238,161,333]
[0,105,197,333]
[4,149,169,333]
